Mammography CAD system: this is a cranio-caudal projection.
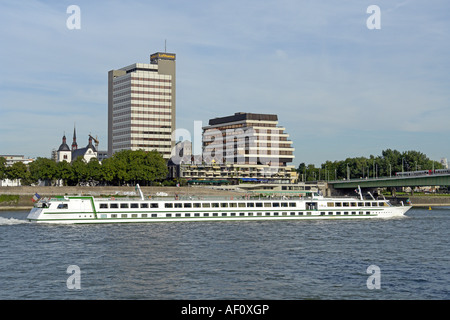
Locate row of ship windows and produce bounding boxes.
[101,211,374,218]
[57,201,385,210]
[328,202,389,207]
[97,202,298,209]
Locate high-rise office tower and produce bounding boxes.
[108,52,176,159]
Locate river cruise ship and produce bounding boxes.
[27,186,411,224]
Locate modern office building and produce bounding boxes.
[202,112,295,168]
[172,112,296,184]
[108,52,176,159]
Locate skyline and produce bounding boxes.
[1,0,449,167]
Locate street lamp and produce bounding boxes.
[373,160,375,179]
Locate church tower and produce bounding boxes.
[57,134,72,162]
[71,125,78,151]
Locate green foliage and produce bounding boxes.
[107,149,168,185]
[297,149,444,181]
[0,157,7,180]
[56,160,74,186]
[29,157,57,183]
[0,194,20,204]
[7,162,30,181]
[1,150,168,186]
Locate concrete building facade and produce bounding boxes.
[108,52,176,159]
[171,112,296,184]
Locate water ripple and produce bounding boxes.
[0,208,449,299]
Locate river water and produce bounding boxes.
[0,207,448,300]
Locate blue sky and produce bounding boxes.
[0,0,449,166]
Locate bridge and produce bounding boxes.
[328,174,450,194]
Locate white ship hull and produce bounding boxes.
[27,194,411,224]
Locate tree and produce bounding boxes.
[100,149,168,186]
[56,160,74,186]
[29,157,57,185]
[71,157,88,184]
[0,157,6,180]
[99,157,116,185]
[297,149,444,181]
[6,161,30,182]
[86,158,102,183]
[145,149,168,184]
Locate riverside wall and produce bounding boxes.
[0,185,244,210]
[389,196,450,207]
[2,186,450,210]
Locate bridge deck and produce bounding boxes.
[330,174,450,189]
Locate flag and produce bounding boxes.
[32,193,41,202]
